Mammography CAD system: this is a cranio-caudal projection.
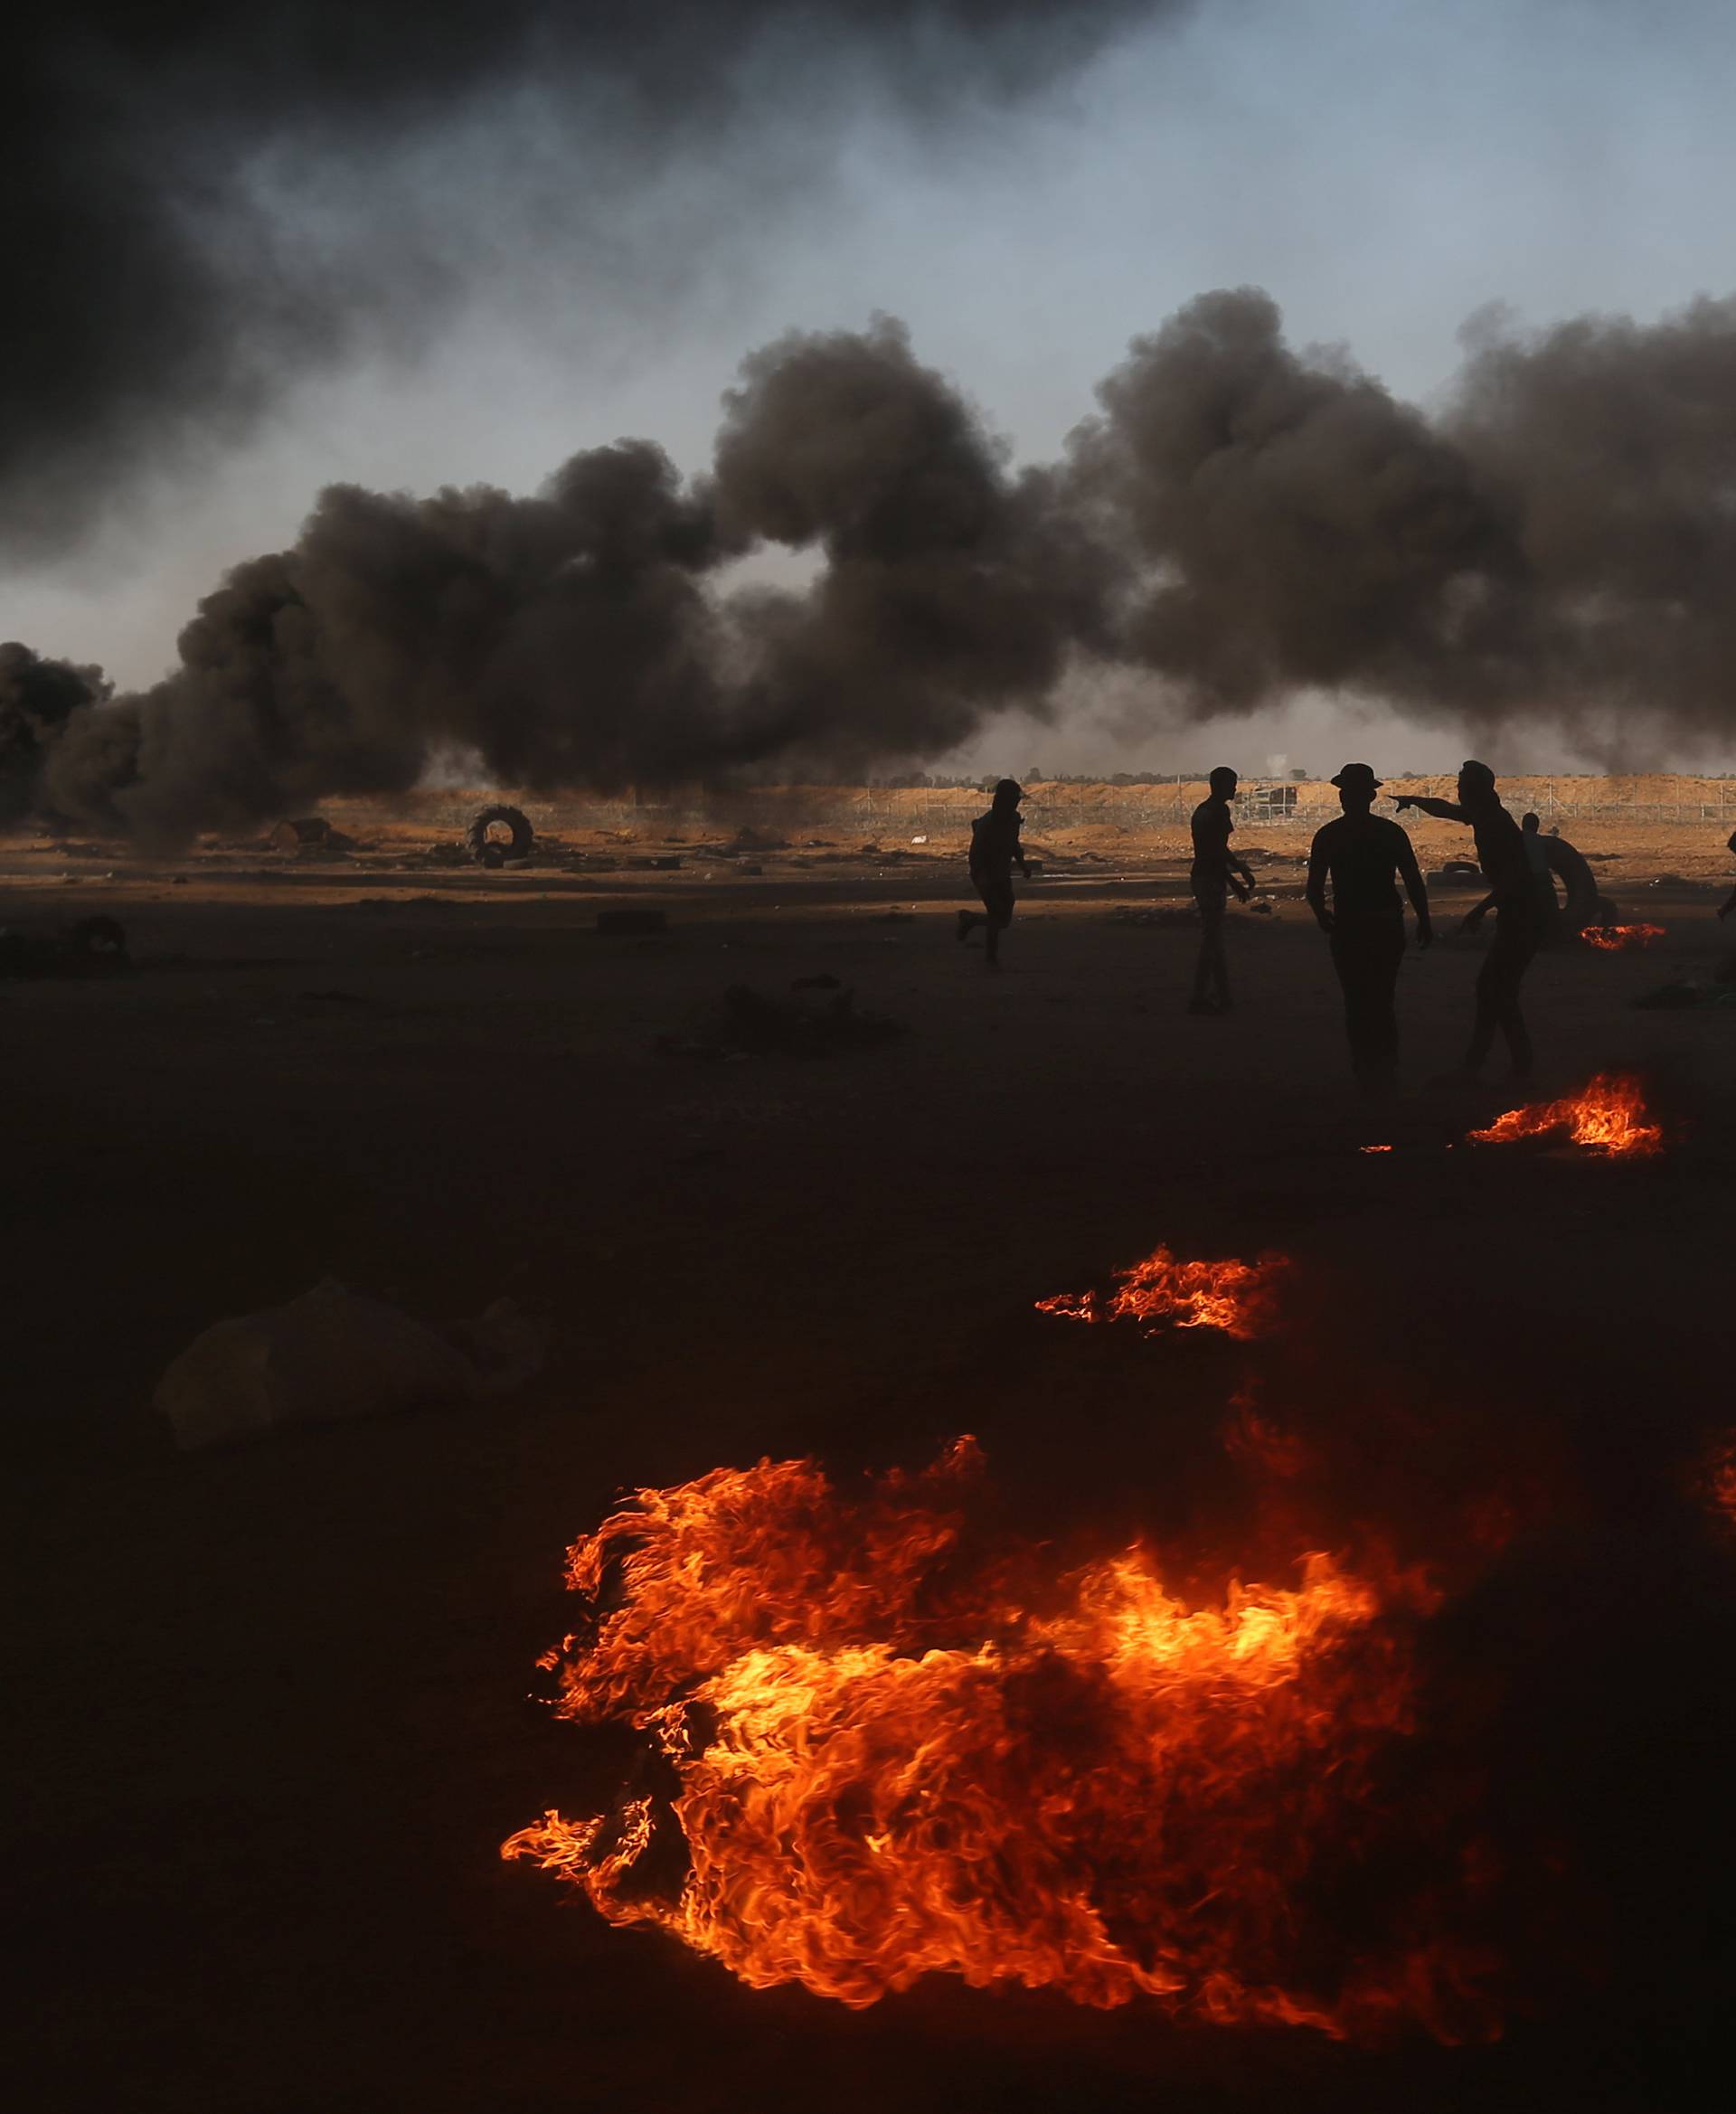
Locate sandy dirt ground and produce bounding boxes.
[8,797,1736,2113]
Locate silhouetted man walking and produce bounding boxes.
[1307,765,1431,1094]
[956,778,1029,970]
[1189,766,1254,1015]
[1395,760,1536,1081]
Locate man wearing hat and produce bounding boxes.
[957,778,1031,970]
[1307,765,1432,1093]
[1394,761,1535,1081]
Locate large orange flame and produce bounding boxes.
[1467,1072,1664,1157]
[1035,1244,1287,1338]
[504,1442,1494,2041]
[1580,924,1665,951]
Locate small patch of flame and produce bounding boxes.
[1035,1244,1286,1339]
[1360,1144,1394,1154]
[1580,924,1665,951]
[1703,1433,1736,1531]
[504,1442,1493,2040]
[1467,1072,1664,1157]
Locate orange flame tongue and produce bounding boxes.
[1580,924,1665,951]
[1467,1072,1663,1156]
[505,1443,1490,2041]
[1036,1244,1287,1338]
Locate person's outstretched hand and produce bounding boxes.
[1315,911,1335,934]
[1393,795,1417,812]
[1416,920,1434,950]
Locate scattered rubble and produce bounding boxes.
[266,816,354,854]
[659,980,907,1060]
[1633,973,1736,1010]
[0,914,130,979]
[1109,904,1195,928]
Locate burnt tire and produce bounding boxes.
[466,804,533,868]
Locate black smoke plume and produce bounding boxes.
[24,321,1101,841]
[12,286,1736,839]
[1073,286,1736,757]
[0,646,111,825]
[5,0,1165,562]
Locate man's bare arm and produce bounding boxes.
[1394,795,1467,822]
[1395,841,1420,926]
[1306,840,1332,928]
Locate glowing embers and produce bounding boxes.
[1035,1243,1287,1339]
[1703,1432,1736,1532]
[503,1441,1485,2037]
[1580,924,1665,951]
[1467,1071,1664,1158]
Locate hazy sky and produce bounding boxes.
[13,0,1736,776]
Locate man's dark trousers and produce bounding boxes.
[1329,914,1406,1090]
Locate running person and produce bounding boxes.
[957,779,1029,970]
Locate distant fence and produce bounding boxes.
[829,783,1736,833]
[330,776,1736,838]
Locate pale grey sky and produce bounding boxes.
[12,0,1736,775]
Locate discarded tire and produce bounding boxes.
[466,804,533,868]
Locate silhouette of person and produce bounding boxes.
[1519,812,1567,944]
[956,779,1030,970]
[1188,766,1254,1015]
[1395,760,1536,1081]
[1307,764,1432,1094]
[1719,829,1736,922]
[1466,814,1613,945]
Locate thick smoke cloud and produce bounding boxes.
[21,322,1106,840]
[0,646,110,825]
[5,0,1165,562]
[10,285,1736,839]
[1073,288,1517,711]
[712,321,1120,771]
[1076,288,1736,755]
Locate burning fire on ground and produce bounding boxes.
[1703,1432,1736,1532]
[1035,1243,1287,1338]
[1580,924,1666,951]
[504,1439,1496,2039]
[1467,1072,1664,1157]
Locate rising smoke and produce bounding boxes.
[5,1,1166,563]
[9,285,1736,839]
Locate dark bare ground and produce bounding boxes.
[7,867,1736,2113]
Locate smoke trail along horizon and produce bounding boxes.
[9,286,1736,837]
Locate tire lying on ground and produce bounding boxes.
[466,804,533,868]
